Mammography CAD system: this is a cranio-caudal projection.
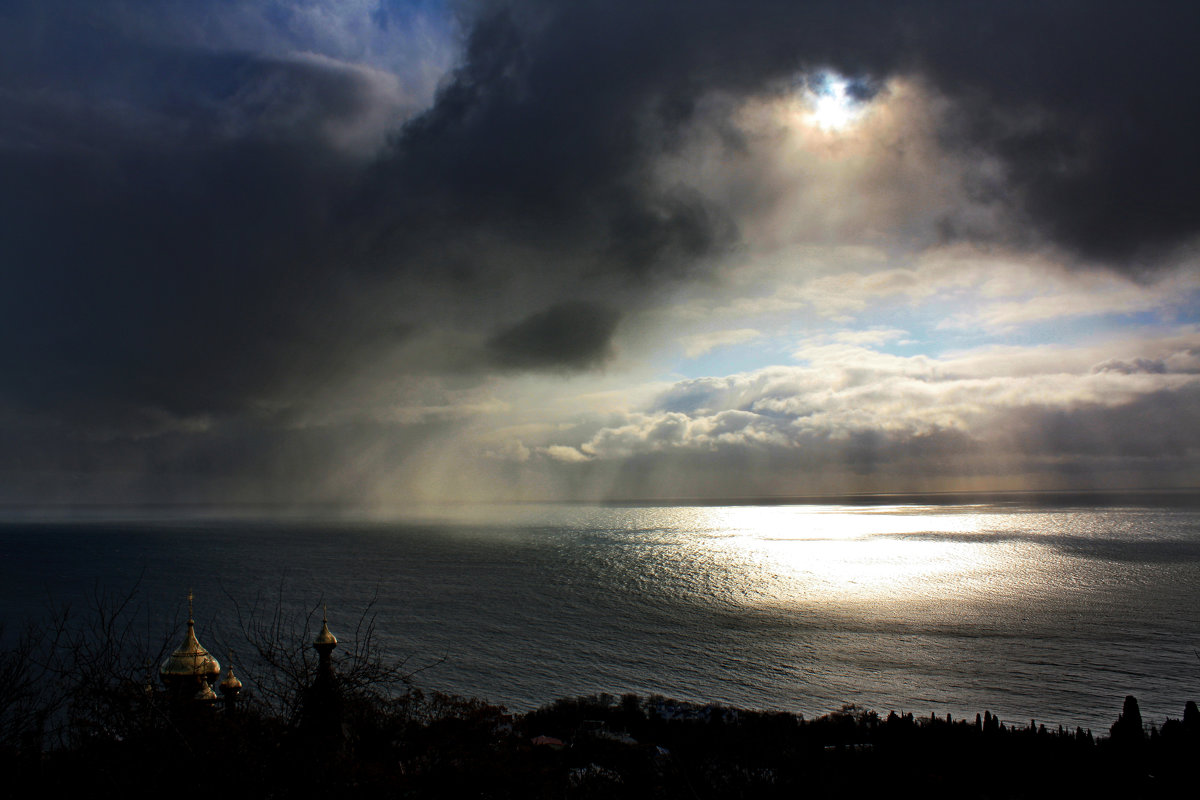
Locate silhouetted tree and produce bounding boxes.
[228,584,441,724]
[1183,700,1199,734]
[0,621,58,760]
[1110,695,1145,743]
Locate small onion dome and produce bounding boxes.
[220,663,242,694]
[160,618,221,684]
[314,618,338,650]
[194,681,219,702]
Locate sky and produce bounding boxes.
[2,0,1199,506]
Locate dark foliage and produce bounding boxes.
[2,602,1197,798]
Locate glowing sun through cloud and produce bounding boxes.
[803,71,866,132]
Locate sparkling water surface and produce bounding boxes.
[3,503,1198,732]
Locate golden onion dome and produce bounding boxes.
[220,657,242,692]
[160,618,221,680]
[314,618,337,648]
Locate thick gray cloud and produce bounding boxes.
[487,302,619,370]
[3,0,1199,502]
[503,337,1200,499]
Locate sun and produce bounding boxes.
[803,71,865,132]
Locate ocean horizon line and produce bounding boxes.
[2,486,1200,522]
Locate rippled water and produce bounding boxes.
[3,503,1199,731]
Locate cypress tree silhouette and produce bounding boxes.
[1183,700,1199,734]
[1110,695,1145,742]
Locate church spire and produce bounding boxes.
[160,590,221,703]
[315,606,338,651]
[219,649,242,711]
[302,605,343,740]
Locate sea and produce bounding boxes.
[3,497,1199,733]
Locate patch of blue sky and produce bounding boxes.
[1158,298,1200,326]
[664,283,1197,381]
[869,297,1193,354]
[670,337,794,379]
[257,0,458,75]
[372,0,457,43]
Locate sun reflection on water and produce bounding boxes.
[695,505,1004,606]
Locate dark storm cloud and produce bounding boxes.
[486,301,619,370]
[354,5,742,282]
[905,1,1200,263]
[0,37,405,419]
